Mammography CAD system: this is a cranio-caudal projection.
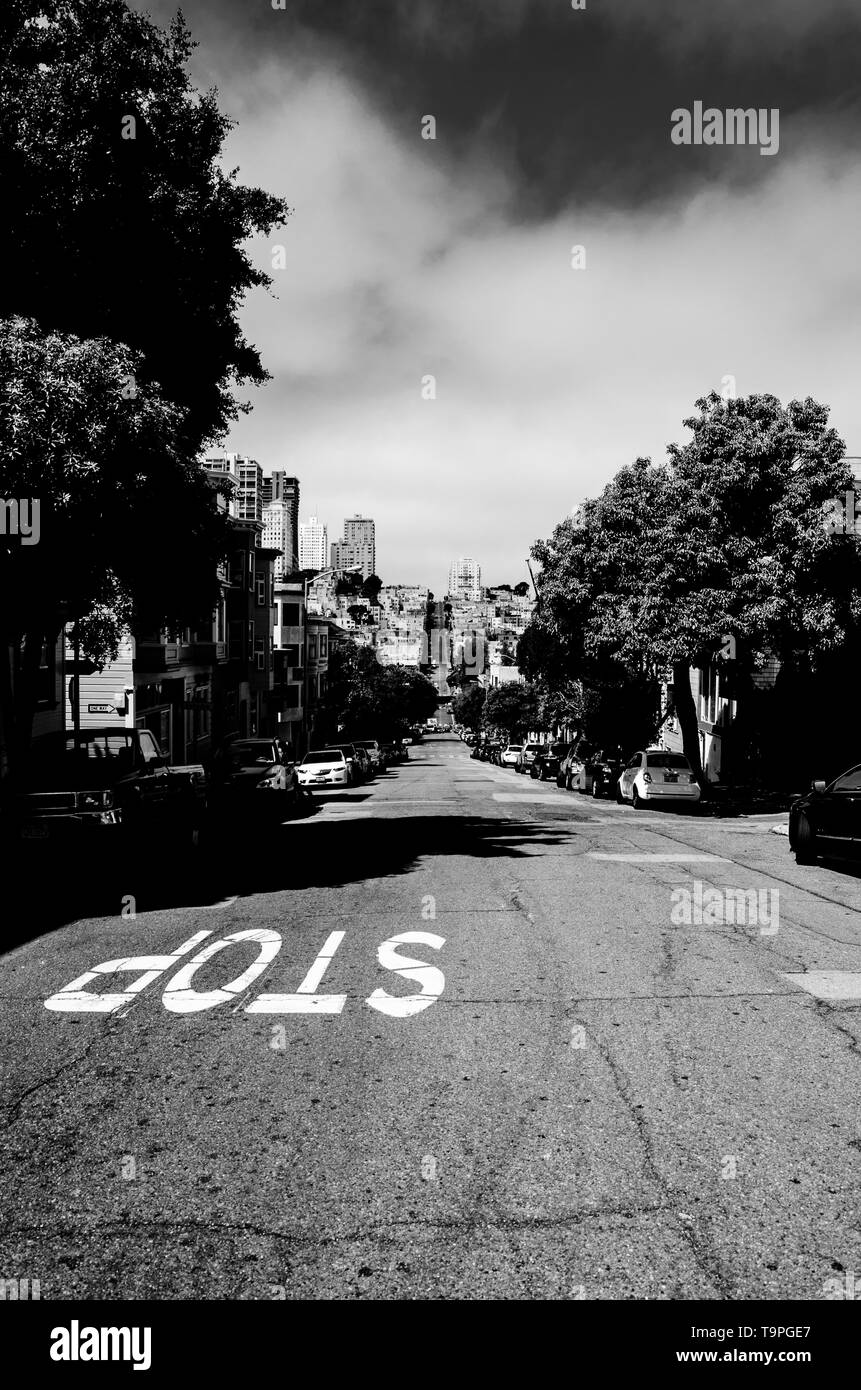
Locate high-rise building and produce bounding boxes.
[331,514,376,580]
[203,453,264,523]
[448,557,482,601]
[260,473,300,578]
[299,516,328,571]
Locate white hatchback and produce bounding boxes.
[617,749,701,808]
[500,744,523,767]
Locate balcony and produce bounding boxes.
[188,639,228,664]
[134,640,192,672]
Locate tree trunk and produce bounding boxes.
[672,662,704,786]
[0,626,48,787]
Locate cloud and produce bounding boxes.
[214,45,861,589]
[129,0,861,593]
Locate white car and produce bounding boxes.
[298,749,350,787]
[617,749,701,809]
[500,744,523,767]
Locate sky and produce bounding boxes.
[136,0,861,595]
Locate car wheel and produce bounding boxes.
[556,775,564,788]
[794,812,817,865]
[632,786,645,809]
[591,779,601,798]
[616,783,624,804]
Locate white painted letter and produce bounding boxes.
[366,932,445,1018]
[246,931,347,1014]
[162,929,282,1013]
[44,932,212,1013]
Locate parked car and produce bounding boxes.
[297,749,350,788]
[515,742,544,774]
[500,744,523,768]
[585,747,627,799]
[616,749,701,809]
[209,737,304,819]
[531,741,570,781]
[1,727,205,851]
[331,742,370,782]
[558,740,595,790]
[352,739,383,774]
[789,764,861,864]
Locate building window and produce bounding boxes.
[320,635,328,658]
[308,635,318,660]
[282,603,301,625]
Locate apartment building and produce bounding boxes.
[299,516,328,571]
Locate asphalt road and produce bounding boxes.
[2,735,860,1300]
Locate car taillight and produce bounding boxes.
[642,772,652,783]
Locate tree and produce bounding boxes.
[362,574,383,604]
[335,572,364,597]
[0,1,288,777]
[483,683,541,740]
[513,581,530,596]
[321,641,437,742]
[527,393,861,783]
[452,684,485,731]
[0,318,231,776]
[0,0,289,454]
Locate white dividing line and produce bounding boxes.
[783,972,861,1000]
[588,853,732,863]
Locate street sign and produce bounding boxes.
[87,703,114,714]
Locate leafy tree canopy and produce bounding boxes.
[0,0,289,452]
[524,392,861,777]
[483,683,541,739]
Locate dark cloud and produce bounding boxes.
[142,0,861,215]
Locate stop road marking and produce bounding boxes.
[44,929,446,1018]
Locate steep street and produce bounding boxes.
[2,734,860,1300]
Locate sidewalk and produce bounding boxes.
[697,785,797,819]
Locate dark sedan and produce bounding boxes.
[209,737,305,817]
[586,748,627,799]
[789,764,861,864]
[530,741,570,781]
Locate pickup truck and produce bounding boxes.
[1,727,206,851]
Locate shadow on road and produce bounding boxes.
[1,812,570,955]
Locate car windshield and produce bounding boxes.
[646,752,691,769]
[37,733,136,762]
[524,744,542,752]
[226,743,274,768]
[303,750,344,764]
[831,766,861,792]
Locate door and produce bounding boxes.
[811,765,861,857]
[619,753,643,801]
